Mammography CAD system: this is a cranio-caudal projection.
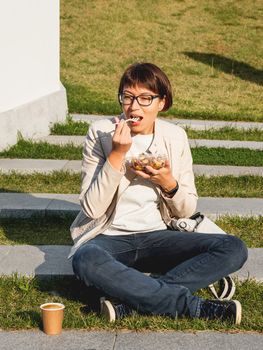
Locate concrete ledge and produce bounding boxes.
[197,197,263,219]
[0,83,68,151]
[0,245,262,281]
[0,331,262,350]
[0,193,80,218]
[72,113,263,131]
[193,164,263,176]
[1,159,263,176]
[0,245,73,276]
[36,134,263,150]
[0,159,71,174]
[189,139,263,150]
[1,194,263,218]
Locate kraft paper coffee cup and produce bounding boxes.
[40,303,65,335]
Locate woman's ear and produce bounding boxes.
[158,97,166,111]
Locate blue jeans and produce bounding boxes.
[72,230,247,318]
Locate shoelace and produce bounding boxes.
[115,303,132,319]
[201,300,228,319]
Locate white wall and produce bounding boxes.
[0,0,67,150]
[0,0,60,112]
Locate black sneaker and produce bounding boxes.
[199,299,242,325]
[100,297,134,322]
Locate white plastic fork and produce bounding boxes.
[115,117,140,125]
[125,117,140,122]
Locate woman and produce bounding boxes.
[70,63,247,324]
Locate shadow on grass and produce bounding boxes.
[37,276,103,314]
[16,310,42,326]
[183,52,263,86]
[0,188,24,193]
[4,276,104,329]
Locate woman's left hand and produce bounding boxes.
[131,159,177,193]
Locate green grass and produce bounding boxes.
[1,141,263,166]
[0,215,262,247]
[196,175,263,197]
[51,119,89,136]
[216,216,263,248]
[185,126,263,141]
[1,173,263,198]
[0,216,73,245]
[0,171,81,194]
[51,120,263,142]
[192,147,263,166]
[0,275,262,331]
[61,0,263,121]
[0,140,83,160]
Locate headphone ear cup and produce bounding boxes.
[218,277,229,299]
[223,276,236,300]
[208,276,236,300]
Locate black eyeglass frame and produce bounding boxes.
[118,93,161,107]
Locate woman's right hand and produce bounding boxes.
[112,117,132,155]
[108,117,132,171]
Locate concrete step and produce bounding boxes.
[72,113,263,131]
[0,193,263,219]
[193,164,263,176]
[1,158,263,176]
[0,159,80,174]
[1,330,262,350]
[0,245,261,281]
[37,134,263,150]
[189,139,263,150]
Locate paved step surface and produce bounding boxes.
[0,330,262,350]
[0,245,261,281]
[72,113,263,131]
[193,164,263,176]
[1,158,263,176]
[37,134,263,150]
[1,193,263,218]
[189,139,263,150]
[0,193,80,218]
[0,159,80,174]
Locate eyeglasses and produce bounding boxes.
[118,93,160,107]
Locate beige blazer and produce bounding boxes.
[68,117,198,258]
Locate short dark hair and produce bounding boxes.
[118,62,173,111]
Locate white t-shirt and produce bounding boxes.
[103,133,167,235]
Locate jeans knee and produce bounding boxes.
[72,243,103,281]
[224,235,248,269]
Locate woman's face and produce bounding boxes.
[121,85,165,135]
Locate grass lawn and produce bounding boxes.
[0,216,73,245]
[186,127,263,142]
[1,172,263,198]
[51,120,263,141]
[195,175,263,198]
[0,140,82,160]
[0,275,262,331]
[0,171,81,194]
[1,141,263,166]
[60,0,263,121]
[191,148,263,166]
[0,215,262,247]
[51,119,89,136]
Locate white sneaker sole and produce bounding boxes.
[100,298,116,322]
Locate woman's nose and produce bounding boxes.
[130,97,141,108]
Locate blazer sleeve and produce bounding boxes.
[161,129,198,218]
[79,123,124,219]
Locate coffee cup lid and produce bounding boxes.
[40,302,65,310]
